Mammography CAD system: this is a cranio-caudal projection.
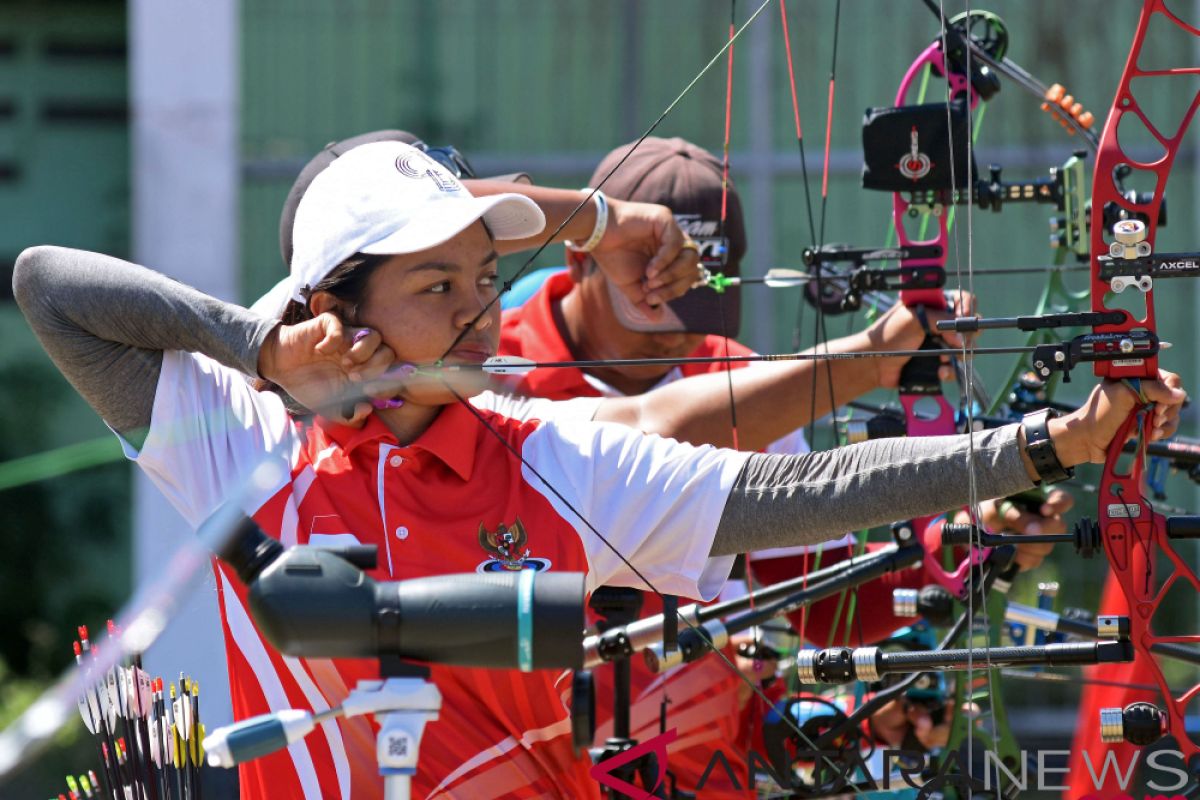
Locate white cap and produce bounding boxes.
[260,141,545,318]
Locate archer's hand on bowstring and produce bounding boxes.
[578,198,703,313]
[859,289,977,390]
[259,313,387,424]
[258,316,418,426]
[964,489,1074,572]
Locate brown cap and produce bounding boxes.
[589,136,745,336]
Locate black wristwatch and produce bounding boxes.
[1021,408,1074,485]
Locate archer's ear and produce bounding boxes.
[308,291,342,319]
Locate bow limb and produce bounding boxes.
[1067,2,1200,790]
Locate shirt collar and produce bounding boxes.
[313,402,480,481]
[580,366,683,398]
[315,412,393,455]
[410,402,479,481]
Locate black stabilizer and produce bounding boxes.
[940,522,977,547]
[1122,702,1166,746]
[916,585,957,627]
[671,625,721,665]
[1148,436,1200,466]
[808,648,857,683]
[1167,516,1200,539]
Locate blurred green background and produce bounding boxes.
[2,0,1199,797]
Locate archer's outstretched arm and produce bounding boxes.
[593,300,963,450]
[711,426,1031,555]
[709,375,1185,557]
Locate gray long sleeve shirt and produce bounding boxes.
[12,245,1035,556]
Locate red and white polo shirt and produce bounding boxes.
[129,350,746,799]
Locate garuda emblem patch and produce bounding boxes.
[476,518,551,573]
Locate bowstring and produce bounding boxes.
[663,0,742,757]
[718,0,741,455]
[777,0,867,696]
[436,0,871,788]
[935,0,1001,791]
[815,0,871,656]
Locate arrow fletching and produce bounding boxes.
[482,355,538,375]
[762,268,812,288]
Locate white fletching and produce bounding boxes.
[763,269,812,288]
[136,669,153,718]
[77,695,96,735]
[482,355,538,375]
[149,717,161,766]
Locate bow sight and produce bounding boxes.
[801,159,1166,318]
[935,306,1166,382]
[802,150,1091,316]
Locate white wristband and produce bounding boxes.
[565,189,608,253]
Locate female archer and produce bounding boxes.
[14,141,1184,799]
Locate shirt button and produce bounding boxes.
[396,526,409,540]
[389,455,404,467]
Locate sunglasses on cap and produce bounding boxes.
[419,144,477,180]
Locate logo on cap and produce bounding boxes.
[395,151,461,193]
[675,214,728,269]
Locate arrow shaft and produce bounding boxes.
[472,345,1043,375]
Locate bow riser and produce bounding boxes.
[1084,0,1200,765]
[1086,9,1200,382]
[891,38,992,602]
[893,40,974,315]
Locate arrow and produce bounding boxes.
[714,264,1087,293]
[707,268,812,290]
[434,339,1164,377]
